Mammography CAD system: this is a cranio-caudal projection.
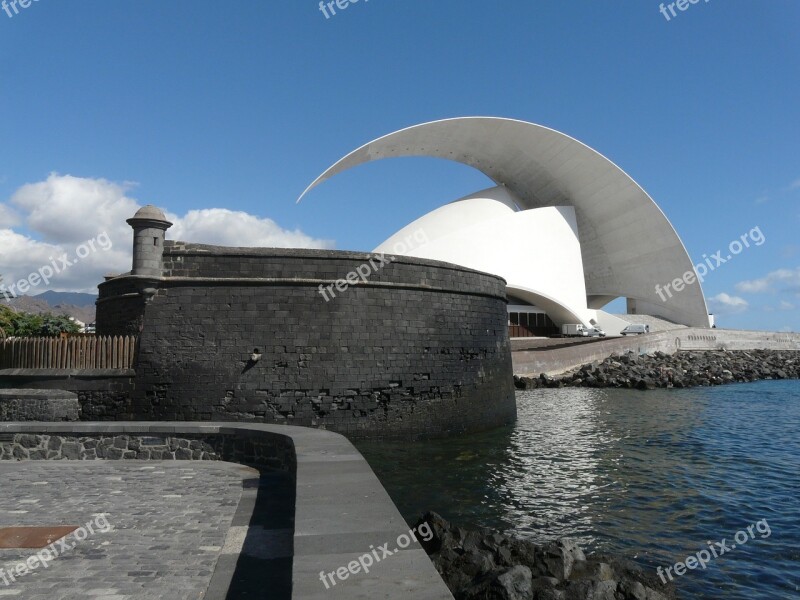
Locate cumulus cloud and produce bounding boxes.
[0,173,333,295]
[168,208,333,249]
[735,268,800,294]
[708,293,749,315]
[0,204,19,228]
[10,174,139,244]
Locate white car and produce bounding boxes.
[584,327,606,338]
[621,324,650,336]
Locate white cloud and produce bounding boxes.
[0,204,19,228]
[10,174,140,245]
[168,208,334,249]
[735,267,800,294]
[708,293,749,315]
[0,173,334,294]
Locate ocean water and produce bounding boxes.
[356,381,800,599]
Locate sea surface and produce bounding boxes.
[356,381,800,599]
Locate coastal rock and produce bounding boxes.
[514,350,800,391]
[415,512,677,600]
[463,565,533,600]
[538,539,586,579]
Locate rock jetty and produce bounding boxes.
[415,512,676,600]
[514,350,799,391]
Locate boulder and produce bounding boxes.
[414,513,677,600]
[513,350,799,391]
[464,566,533,600]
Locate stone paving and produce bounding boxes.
[0,461,254,600]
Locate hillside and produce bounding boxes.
[1,292,97,325]
[35,291,97,308]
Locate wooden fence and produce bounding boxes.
[0,335,138,370]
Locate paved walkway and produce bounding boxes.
[0,422,454,600]
[0,461,254,600]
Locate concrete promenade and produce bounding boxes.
[0,422,454,600]
[0,461,250,599]
[512,328,800,376]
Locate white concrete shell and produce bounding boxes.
[299,117,710,328]
[374,186,591,326]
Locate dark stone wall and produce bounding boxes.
[0,371,135,421]
[97,244,516,440]
[95,279,147,336]
[0,389,80,421]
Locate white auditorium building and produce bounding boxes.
[300,117,712,337]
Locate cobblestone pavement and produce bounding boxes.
[0,461,254,600]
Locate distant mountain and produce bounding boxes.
[2,292,97,325]
[34,291,97,308]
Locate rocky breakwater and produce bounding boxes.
[514,350,800,391]
[415,512,675,600]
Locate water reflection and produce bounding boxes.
[356,381,800,599]
[495,388,612,543]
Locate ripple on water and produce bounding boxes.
[356,380,800,600]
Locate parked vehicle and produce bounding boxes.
[621,324,650,336]
[561,324,588,337]
[584,326,606,338]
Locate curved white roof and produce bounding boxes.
[299,117,709,327]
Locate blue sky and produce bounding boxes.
[0,0,798,331]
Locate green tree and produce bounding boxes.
[1,300,81,340]
[39,314,82,336]
[1,275,81,337]
[1,274,82,337]
[0,305,13,339]
[0,275,10,338]
[10,312,44,336]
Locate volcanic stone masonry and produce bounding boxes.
[93,206,516,440]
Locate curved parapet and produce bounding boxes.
[299,117,710,328]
